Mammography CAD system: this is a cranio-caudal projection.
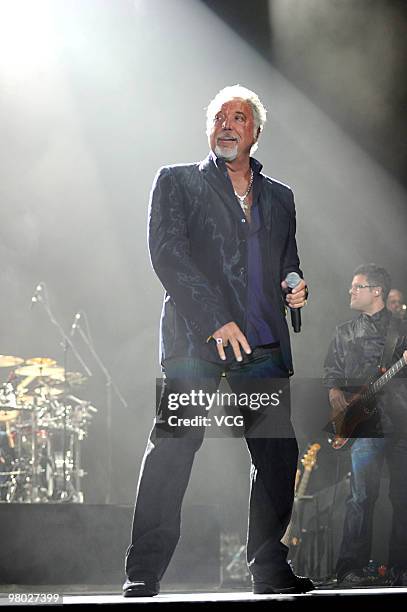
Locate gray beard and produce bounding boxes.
[214,143,238,162]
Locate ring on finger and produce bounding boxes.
[215,338,223,345]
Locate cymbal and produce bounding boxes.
[67,371,87,385]
[0,409,18,422]
[15,365,65,380]
[34,386,63,398]
[25,357,57,368]
[0,355,24,368]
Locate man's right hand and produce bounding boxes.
[329,387,348,417]
[211,322,252,362]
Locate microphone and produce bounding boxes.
[285,272,302,333]
[70,312,81,337]
[30,282,44,308]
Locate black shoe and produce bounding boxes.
[253,575,314,594]
[338,570,378,587]
[122,579,160,597]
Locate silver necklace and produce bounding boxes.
[234,169,254,212]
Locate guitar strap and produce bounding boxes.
[379,315,402,373]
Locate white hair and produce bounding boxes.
[206,84,267,151]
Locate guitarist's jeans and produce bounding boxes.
[125,347,299,586]
[337,437,407,579]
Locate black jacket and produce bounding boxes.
[324,308,407,434]
[148,153,303,371]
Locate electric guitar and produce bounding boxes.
[329,350,407,450]
[282,443,321,549]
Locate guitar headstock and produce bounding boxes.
[301,443,321,471]
[403,350,407,365]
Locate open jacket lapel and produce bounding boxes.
[199,154,248,223]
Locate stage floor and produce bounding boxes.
[2,585,407,608]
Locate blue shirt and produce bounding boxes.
[211,152,277,348]
[245,171,276,347]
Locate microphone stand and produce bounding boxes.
[36,286,93,378]
[34,286,92,501]
[75,320,128,505]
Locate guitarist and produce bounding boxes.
[324,264,407,587]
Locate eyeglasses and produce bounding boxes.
[349,284,378,293]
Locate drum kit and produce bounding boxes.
[0,354,96,503]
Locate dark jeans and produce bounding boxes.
[336,437,407,579]
[125,347,299,584]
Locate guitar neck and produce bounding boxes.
[282,468,311,546]
[296,468,311,499]
[366,355,407,400]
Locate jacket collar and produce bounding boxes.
[359,307,390,324]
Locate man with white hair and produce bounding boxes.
[123,85,311,597]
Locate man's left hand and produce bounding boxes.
[281,278,308,308]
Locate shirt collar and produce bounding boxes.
[360,307,389,323]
